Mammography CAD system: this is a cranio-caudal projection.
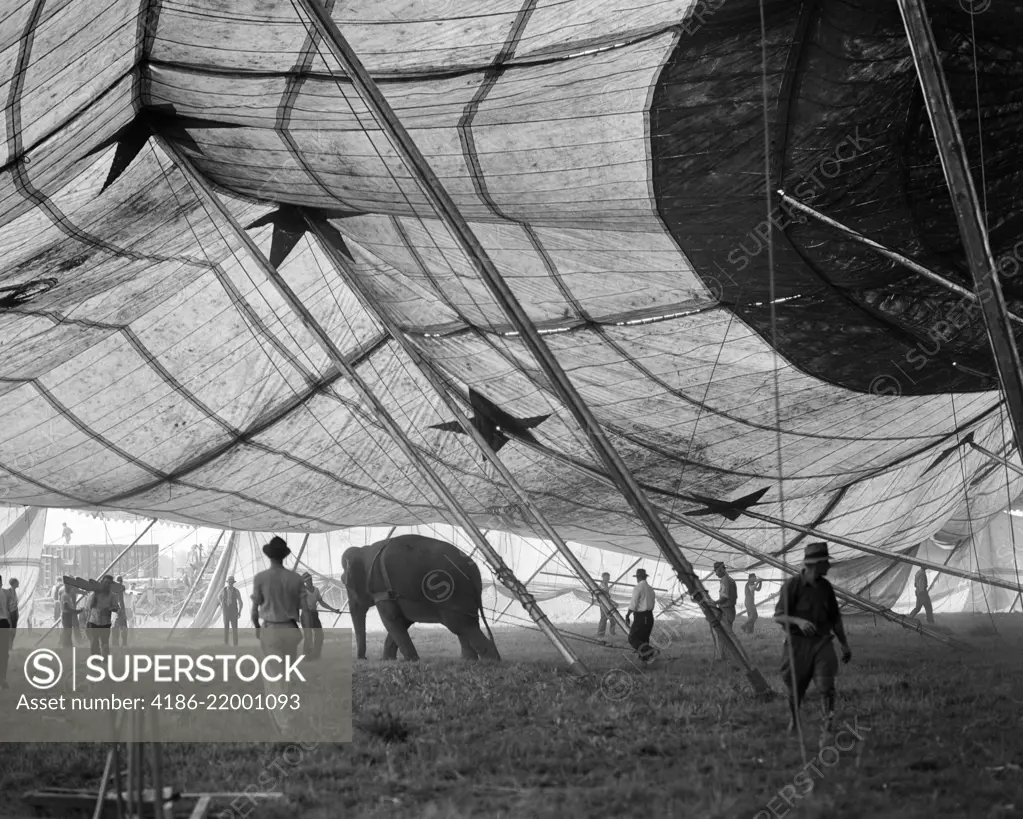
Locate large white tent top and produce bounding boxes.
[0,1,1022,639]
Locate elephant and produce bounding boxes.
[340,534,501,662]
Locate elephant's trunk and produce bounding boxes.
[350,603,368,660]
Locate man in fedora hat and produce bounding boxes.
[251,536,304,733]
[625,568,657,663]
[710,561,737,661]
[740,572,764,634]
[251,536,304,656]
[220,574,243,646]
[773,542,852,738]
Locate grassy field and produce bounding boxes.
[2,613,1022,818]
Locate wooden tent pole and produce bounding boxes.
[292,0,766,693]
[292,533,311,571]
[777,191,1023,327]
[167,531,226,637]
[494,550,560,624]
[306,219,629,639]
[897,0,1023,453]
[155,139,589,678]
[968,440,1023,478]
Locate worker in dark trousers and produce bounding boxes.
[220,575,243,646]
[908,568,934,624]
[774,542,852,742]
[0,574,10,689]
[625,568,657,664]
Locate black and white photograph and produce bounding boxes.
[1,0,1023,816]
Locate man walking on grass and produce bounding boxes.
[908,567,934,624]
[221,575,243,646]
[625,568,657,664]
[0,574,10,689]
[710,562,737,661]
[251,536,304,733]
[596,571,617,641]
[773,542,852,743]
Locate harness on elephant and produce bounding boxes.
[366,539,400,604]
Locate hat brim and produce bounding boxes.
[804,555,830,564]
[262,544,291,559]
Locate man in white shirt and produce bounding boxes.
[625,568,657,663]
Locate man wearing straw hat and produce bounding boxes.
[625,568,657,664]
[773,542,852,737]
[220,575,243,646]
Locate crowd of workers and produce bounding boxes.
[0,529,944,728]
[602,542,940,739]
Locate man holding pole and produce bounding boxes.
[773,542,852,738]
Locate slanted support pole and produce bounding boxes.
[293,0,769,694]
[155,137,589,678]
[305,215,629,644]
[168,530,226,636]
[777,190,1023,327]
[968,439,1023,479]
[292,533,311,571]
[897,0,1023,453]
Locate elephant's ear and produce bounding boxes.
[340,549,364,595]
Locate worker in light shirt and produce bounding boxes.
[625,568,657,664]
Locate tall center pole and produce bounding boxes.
[293,0,768,694]
[897,0,1023,453]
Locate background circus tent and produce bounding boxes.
[5,504,1020,640]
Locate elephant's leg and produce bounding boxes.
[462,623,501,662]
[457,633,480,661]
[382,633,400,661]
[377,601,419,662]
